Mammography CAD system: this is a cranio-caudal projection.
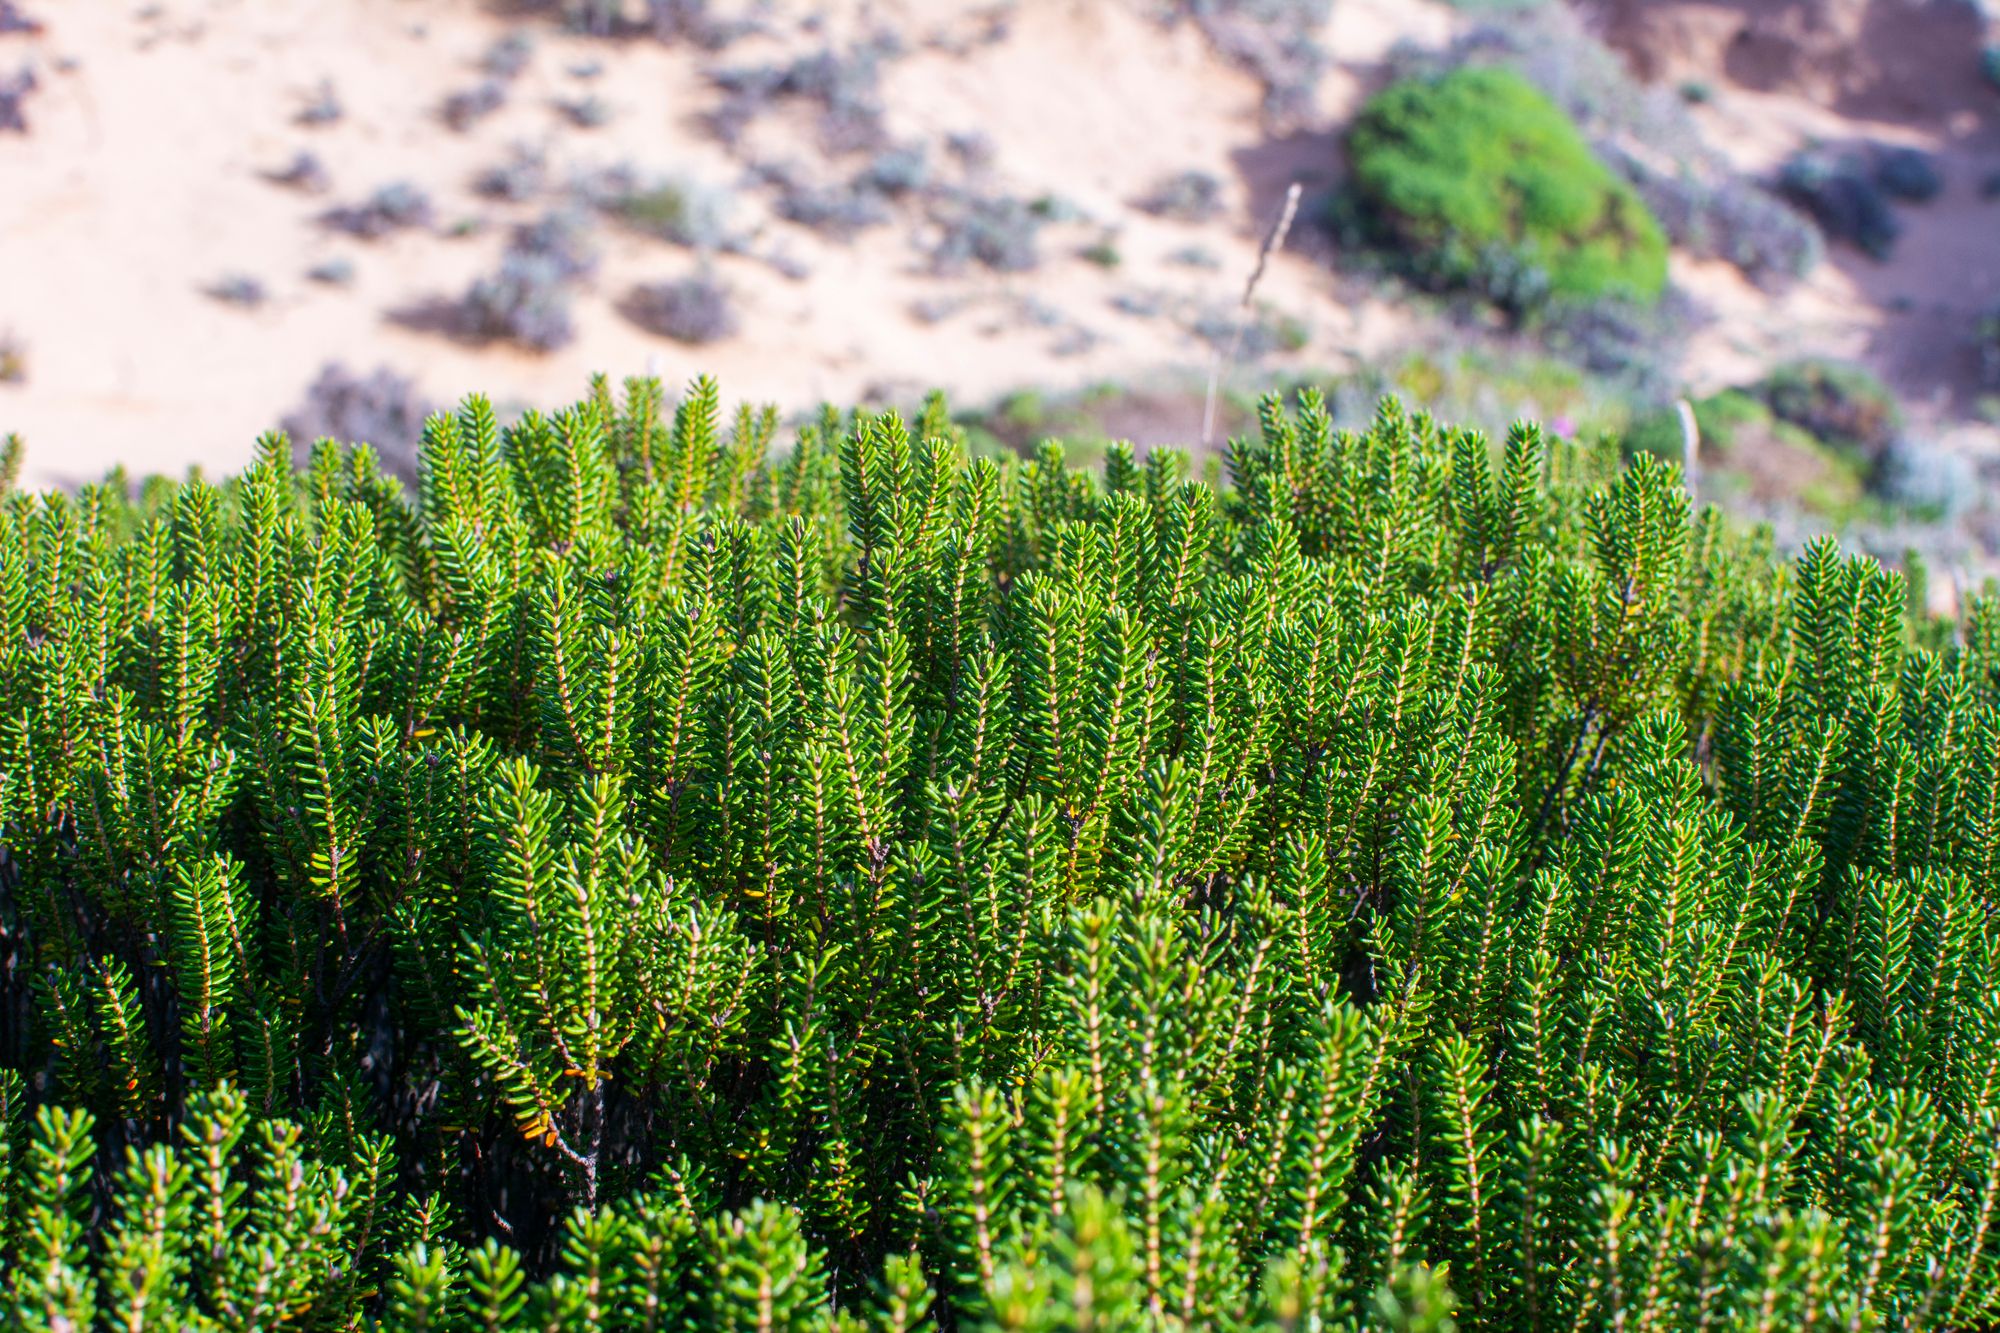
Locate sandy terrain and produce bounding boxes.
[1595,0,2000,416]
[0,0,1996,494]
[0,0,1377,489]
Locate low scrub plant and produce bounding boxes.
[1138,168,1227,223]
[644,0,751,47]
[1622,388,1773,465]
[1874,435,1977,518]
[927,190,1044,273]
[0,63,36,134]
[710,37,900,153]
[456,212,599,353]
[621,269,740,343]
[1620,388,1873,520]
[0,2,44,35]
[204,274,269,309]
[857,143,930,198]
[607,173,737,250]
[473,143,548,203]
[1346,67,1669,309]
[1780,150,1901,261]
[441,79,508,133]
[1161,0,1332,129]
[483,30,536,81]
[946,128,996,171]
[265,149,332,195]
[560,93,612,129]
[278,362,436,475]
[307,256,357,286]
[321,182,436,240]
[1875,146,1944,203]
[1755,359,1903,462]
[1607,145,1822,288]
[768,165,894,240]
[4,381,2000,1328]
[1629,365,1904,473]
[295,78,343,127]
[1390,8,1821,290]
[554,0,752,45]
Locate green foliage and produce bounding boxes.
[1754,358,1903,462]
[3,376,2000,1327]
[1347,67,1670,308]
[1621,388,1766,464]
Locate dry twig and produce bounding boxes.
[1202,180,1302,449]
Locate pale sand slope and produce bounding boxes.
[1,0,1994,493]
[0,0,1395,490]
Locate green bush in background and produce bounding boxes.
[2,381,2000,1328]
[1347,67,1670,308]
[1755,358,1903,463]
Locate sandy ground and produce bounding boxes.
[0,0,1996,493]
[1587,0,2000,410]
[0,0,1377,489]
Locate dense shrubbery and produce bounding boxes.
[4,380,2000,1328]
[1606,146,1822,289]
[1755,359,1903,463]
[1780,151,1902,262]
[1346,68,1669,309]
[1383,8,1820,291]
[1874,147,1944,205]
[1625,364,1947,520]
[622,270,740,344]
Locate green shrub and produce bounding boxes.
[610,175,737,250]
[1620,387,1771,463]
[1780,150,1901,261]
[1382,11,1820,291]
[1347,67,1669,307]
[4,379,2000,1328]
[1755,358,1902,461]
[1875,146,1944,204]
[1618,388,1873,522]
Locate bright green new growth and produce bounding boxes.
[3,376,2000,1329]
[1349,67,1670,307]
